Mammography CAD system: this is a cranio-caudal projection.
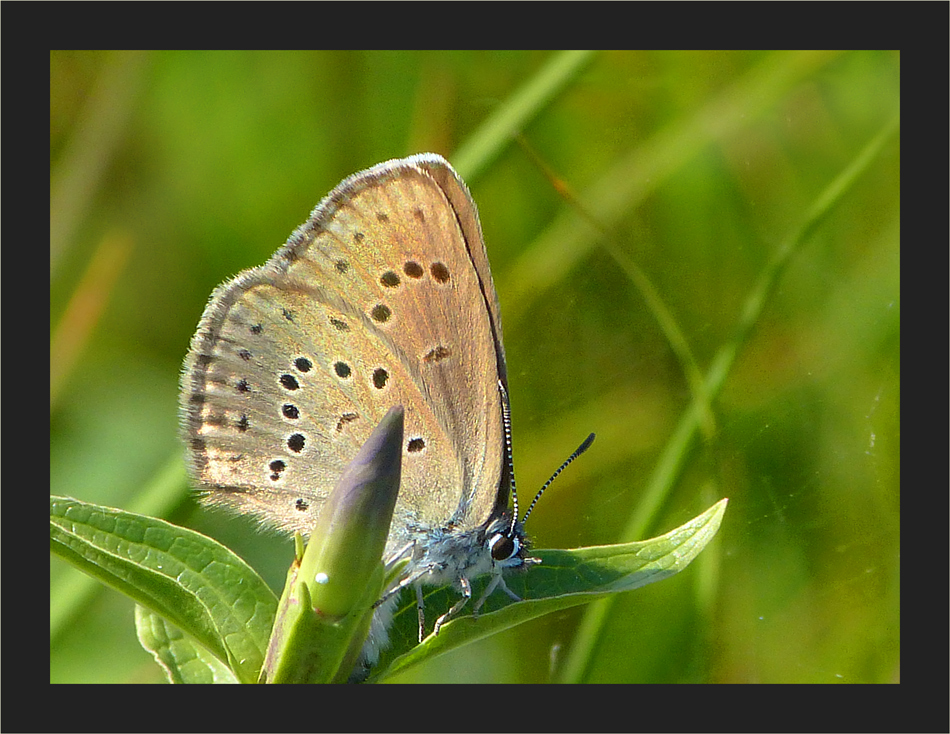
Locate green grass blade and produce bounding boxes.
[560,113,901,683]
[452,50,596,181]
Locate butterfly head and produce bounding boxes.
[486,514,528,569]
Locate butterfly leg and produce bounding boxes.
[432,576,472,636]
[415,584,426,642]
[372,541,419,609]
[498,574,522,602]
[472,572,522,619]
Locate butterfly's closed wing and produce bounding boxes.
[181,155,507,552]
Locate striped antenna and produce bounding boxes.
[521,432,596,525]
[498,380,520,534]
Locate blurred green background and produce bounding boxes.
[51,50,899,683]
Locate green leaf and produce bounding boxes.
[135,605,239,684]
[367,498,728,681]
[52,492,726,683]
[50,496,277,684]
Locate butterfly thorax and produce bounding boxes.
[401,514,528,590]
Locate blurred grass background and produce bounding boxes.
[51,50,899,683]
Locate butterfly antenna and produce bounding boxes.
[498,380,520,535]
[521,432,596,525]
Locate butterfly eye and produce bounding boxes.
[488,532,519,562]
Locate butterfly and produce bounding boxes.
[180,153,593,672]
